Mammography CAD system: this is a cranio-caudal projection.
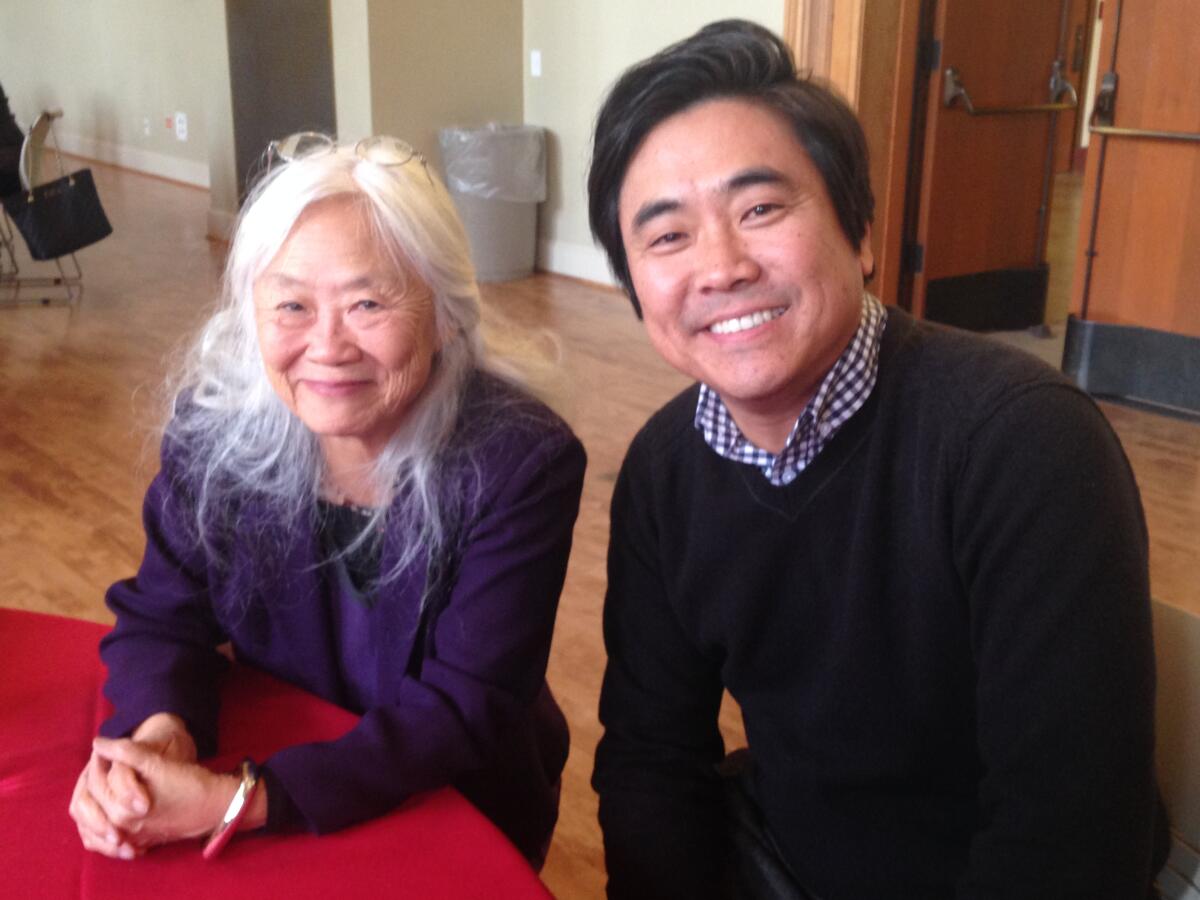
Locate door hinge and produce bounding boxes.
[903,242,925,274]
[920,39,941,75]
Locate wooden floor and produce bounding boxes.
[3,162,1197,899]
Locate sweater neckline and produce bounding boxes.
[731,310,916,520]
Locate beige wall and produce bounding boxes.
[332,0,374,142]
[366,0,523,171]
[523,1,785,283]
[205,7,237,239]
[0,0,236,237]
[0,0,231,189]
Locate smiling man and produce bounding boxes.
[588,20,1166,900]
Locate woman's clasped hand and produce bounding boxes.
[69,712,246,858]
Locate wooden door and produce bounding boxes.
[908,0,1077,329]
[1069,0,1200,338]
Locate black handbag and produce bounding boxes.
[1,167,112,261]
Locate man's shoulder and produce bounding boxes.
[884,310,1092,431]
[627,383,702,462]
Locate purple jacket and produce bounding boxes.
[99,373,586,862]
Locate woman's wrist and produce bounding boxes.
[202,760,265,858]
[243,775,268,830]
[209,768,268,833]
[208,772,243,832]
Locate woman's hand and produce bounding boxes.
[104,713,199,832]
[68,713,200,859]
[130,713,198,762]
[70,746,145,859]
[88,737,237,849]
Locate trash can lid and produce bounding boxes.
[438,123,546,202]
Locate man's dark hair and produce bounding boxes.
[588,19,874,316]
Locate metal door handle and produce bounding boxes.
[1049,59,1078,106]
[1090,125,1200,143]
[943,67,1077,115]
[1088,72,1200,143]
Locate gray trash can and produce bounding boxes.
[439,124,546,282]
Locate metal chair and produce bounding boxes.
[1,109,86,307]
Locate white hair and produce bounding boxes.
[166,145,514,591]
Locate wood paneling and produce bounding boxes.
[913,0,1065,309]
[785,0,867,106]
[1069,0,1200,337]
[2,160,1196,898]
[857,0,921,307]
[784,0,921,305]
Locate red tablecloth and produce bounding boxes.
[0,608,552,898]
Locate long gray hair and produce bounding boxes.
[166,144,505,586]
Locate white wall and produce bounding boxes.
[0,0,236,236]
[331,0,374,143]
[523,1,785,284]
[0,0,231,189]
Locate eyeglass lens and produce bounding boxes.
[355,136,418,166]
[273,132,335,161]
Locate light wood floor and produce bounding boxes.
[3,162,1197,899]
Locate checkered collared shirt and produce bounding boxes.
[694,292,887,486]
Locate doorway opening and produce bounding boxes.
[896,0,1102,368]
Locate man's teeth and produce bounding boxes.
[709,306,786,335]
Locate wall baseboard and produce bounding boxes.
[206,207,236,242]
[56,131,210,189]
[536,238,616,288]
[1063,315,1200,421]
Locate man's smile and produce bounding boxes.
[707,305,788,335]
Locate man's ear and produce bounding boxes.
[858,224,875,282]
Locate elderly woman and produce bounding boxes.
[67,135,585,866]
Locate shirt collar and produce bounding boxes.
[694,291,887,485]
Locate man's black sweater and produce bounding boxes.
[594,309,1163,899]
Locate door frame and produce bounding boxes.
[783,0,923,307]
[784,0,865,105]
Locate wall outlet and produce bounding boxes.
[530,49,542,78]
[142,117,151,137]
[175,111,188,141]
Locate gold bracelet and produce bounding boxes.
[202,758,259,860]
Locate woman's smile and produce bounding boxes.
[296,377,374,397]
